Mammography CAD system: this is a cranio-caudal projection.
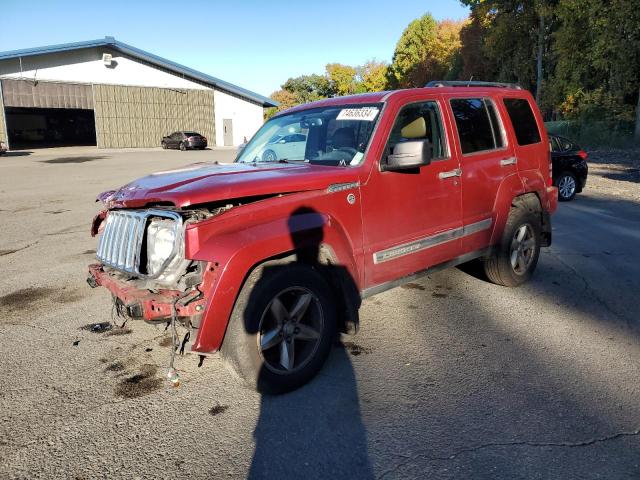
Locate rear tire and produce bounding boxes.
[483,206,541,287]
[179,142,187,151]
[221,263,336,394]
[556,172,577,201]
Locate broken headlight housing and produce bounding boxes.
[146,218,178,276]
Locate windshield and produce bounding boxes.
[236,103,382,167]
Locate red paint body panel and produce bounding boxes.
[89,86,556,354]
[88,264,207,320]
[102,162,360,209]
[186,188,364,352]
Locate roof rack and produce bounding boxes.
[425,80,522,90]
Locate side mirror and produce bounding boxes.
[384,140,432,171]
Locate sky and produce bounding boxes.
[0,0,469,98]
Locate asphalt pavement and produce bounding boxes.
[0,147,638,479]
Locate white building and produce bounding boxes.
[0,37,277,149]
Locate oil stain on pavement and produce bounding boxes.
[114,364,162,398]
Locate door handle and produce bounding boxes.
[500,157,517,166]
[439,168,462,179]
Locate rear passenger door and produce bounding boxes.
[502,96,545,174]
[447,97,515,253]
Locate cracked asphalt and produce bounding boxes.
[0,147,639,479]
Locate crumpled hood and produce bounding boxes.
[100,162,359,209]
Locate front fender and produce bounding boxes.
[186,209,361,353]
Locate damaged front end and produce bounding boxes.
[87,207,213,353]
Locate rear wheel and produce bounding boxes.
[484,205,541,287]
[221,264,336,394]
[179,142,187,151]
[556,172,577,201]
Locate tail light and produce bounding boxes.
[578,150,588,160]
[547,151,553,187]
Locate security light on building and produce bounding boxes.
[0,37,277,150]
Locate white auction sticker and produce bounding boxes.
[336,107,379,121]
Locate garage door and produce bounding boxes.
[2,79,96,149]
[93,85,215,148]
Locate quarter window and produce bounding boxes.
[450,98,504,154]
[385,101,447,162]
[503,98,541,146]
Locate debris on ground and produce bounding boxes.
[343,341,372,356]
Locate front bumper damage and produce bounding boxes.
[87,263,206,352]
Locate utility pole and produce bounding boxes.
[535,11,544,104]
[635,88,640,144]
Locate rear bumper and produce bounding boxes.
[187,140,207,148]
[87,263,206,322]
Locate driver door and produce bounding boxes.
[360,97,463,289]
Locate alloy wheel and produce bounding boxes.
[558,175,576,200]
[509,224,536,275]
[258,287,324,374]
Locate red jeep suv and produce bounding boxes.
[88,81,557,393]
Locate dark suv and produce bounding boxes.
[550,134,588,201]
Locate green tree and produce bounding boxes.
[357,60,389,92]
[550,0,640,125]
[326,63,358,96]
[388,14,439,88]
[459,11,495,81]
[459,0,555,105]
[388,14,465,88]
[282,74,332,103]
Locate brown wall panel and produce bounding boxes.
[94,84,215,148]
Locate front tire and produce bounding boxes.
[221,264,336,394]
[556,172,577,201]
[262,149,277,162]
[483,206,541,287]
[161,141,167,149]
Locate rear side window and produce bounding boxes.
[451,98,504,155]
[503,98,541,145]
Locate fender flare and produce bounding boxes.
[188,211,361,353]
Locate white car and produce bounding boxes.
[260,133,306,161]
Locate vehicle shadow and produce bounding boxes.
[2,151,33,157]
[245,206,373,479]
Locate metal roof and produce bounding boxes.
[0,36,277,107]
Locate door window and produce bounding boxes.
[450,98,504,155]
[383,101,447,164]
[503,98,541,146]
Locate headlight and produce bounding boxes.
[146,218,178,276]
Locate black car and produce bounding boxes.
[161,131,207,151]
[549,134,588,201]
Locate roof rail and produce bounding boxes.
[425,80,522,90]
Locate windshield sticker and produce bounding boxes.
[336,107,379,121]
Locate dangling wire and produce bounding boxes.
[167,298,181,386]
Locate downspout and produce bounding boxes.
[0,80,9,151]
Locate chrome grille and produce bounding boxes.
[96,209,182,276]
